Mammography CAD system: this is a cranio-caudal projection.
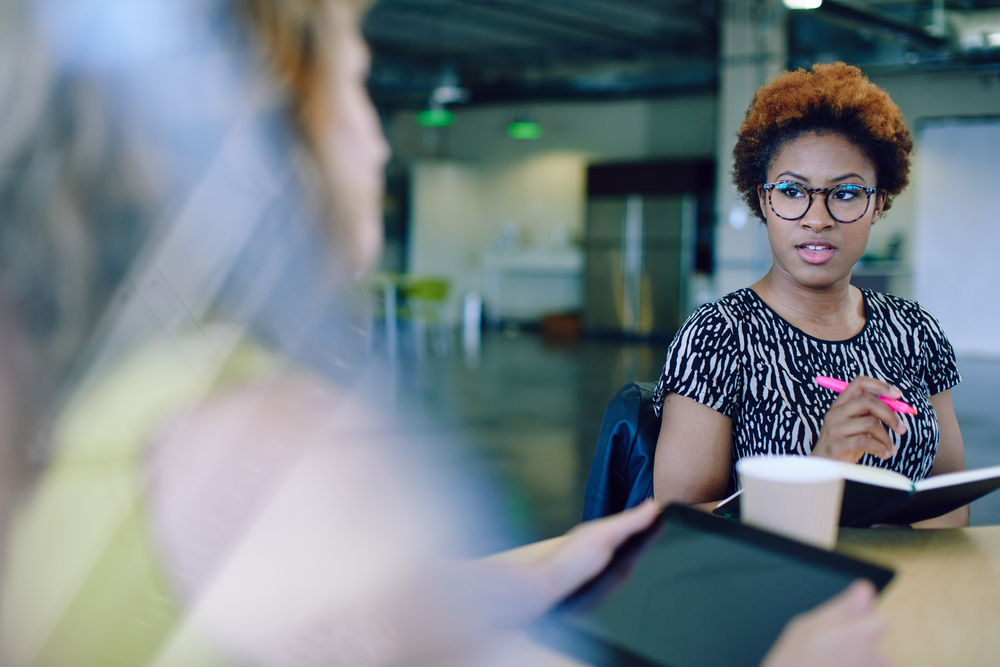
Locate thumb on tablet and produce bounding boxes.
[762,579,888,667]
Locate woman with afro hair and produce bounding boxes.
[651,62,967,528]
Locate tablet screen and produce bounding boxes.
[533,504,894,667]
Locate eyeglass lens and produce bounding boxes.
[769,182,871,223]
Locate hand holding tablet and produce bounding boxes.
[534,505,893,667]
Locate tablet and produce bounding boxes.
[532,504,894,667]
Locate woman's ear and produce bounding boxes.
[757,185,767,222]
[871,189,888,224]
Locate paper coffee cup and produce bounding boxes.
[736,456,845,549]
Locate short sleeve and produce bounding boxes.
[916,304,962,396]
[652,303,743,418]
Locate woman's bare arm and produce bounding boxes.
[146,376,667,666]
[652,392,733,508]
[912,389,969,528]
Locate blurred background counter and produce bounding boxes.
[482,248,583,326]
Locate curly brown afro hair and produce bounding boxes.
[732,62,912,221]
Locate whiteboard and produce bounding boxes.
[914,118,1000,359]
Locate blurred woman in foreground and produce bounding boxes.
[0,0,885,665]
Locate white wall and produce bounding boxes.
[407,155,589,319]
[913,119,1000,358]
[407,162,485,323]
[477,152,588,250]
[871,71,1000,269]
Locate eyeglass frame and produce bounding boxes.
[760,180,881,223]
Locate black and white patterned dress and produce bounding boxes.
[652,288,961,492]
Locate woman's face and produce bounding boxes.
[758,131,886,291]
[313,7,391,274]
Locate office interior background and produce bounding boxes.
[357,0,1000,543]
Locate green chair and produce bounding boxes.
[399,275,452,359]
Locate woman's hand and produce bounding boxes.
[537,500,659,608]
[812,376,907,463]
[762,579,888,667]
[479,501,660,629]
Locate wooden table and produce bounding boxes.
[836,525,1000,666]
[495,525,1000,667]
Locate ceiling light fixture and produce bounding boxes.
[782,0,822,8]
[415,64,469,128]
[431,83,470,106]
[507,119,543,140]
[416,105,454,127]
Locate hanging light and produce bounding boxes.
[416,105,454,127]
[783,0,822,8]
[415,64,469,128]
[506,118,543,140]
[431,83,470,106]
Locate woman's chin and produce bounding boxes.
[348,223,384,277]
[773,263,852,291]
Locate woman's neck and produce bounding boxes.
[750,270,866,341]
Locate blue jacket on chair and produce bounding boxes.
[582,381,662,521]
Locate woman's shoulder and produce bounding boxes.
[671,289,763,351]
[676,292,732,334]
[862,289,945,330]
[687,288,761,322]
[689,289,771,329]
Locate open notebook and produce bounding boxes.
[714,462,1000,527]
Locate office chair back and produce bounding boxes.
[582,381,661,521]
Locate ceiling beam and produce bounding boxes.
[366,0,714,65]
[817,0,949,50]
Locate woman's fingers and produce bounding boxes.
[833,381,907,435]
[838,413,897,458]
[818,411,895,461]
[819,417,896,463]
[574,497,660,545]
[807,579,879,620]
[844,375,902,400]
[543,500,659,603]
[474,501,659,629]
[815,377,909,462]
[763,579,888,667]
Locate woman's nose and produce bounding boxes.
[801,196,836,232]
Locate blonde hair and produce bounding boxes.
[235,0,373,145]
[233,0,380,276]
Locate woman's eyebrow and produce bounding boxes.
[774,171,869,184]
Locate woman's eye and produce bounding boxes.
[831,186,861,201]
[777,185,805,198]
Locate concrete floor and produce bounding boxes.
[392,330,1000,544]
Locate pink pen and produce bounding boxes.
[814,375,917,416]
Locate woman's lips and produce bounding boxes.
[797,242,836,264]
